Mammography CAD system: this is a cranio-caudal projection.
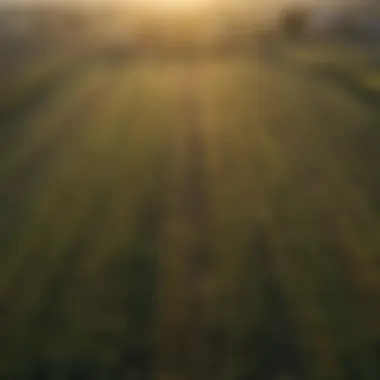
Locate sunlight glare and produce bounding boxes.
[128,0,211,13]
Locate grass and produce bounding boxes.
[0,50,379,379]
[284,42,380,104]
[358,71,380,92]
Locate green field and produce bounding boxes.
[283,43,380,103]
[0,52,380,380]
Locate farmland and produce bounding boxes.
[0,29,380,380]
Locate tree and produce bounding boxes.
[279,6,310,40]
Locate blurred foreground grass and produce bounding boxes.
[0,45,379,380]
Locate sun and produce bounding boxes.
[128,0,211,13]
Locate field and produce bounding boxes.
[0,41,380,380]
[283,42,380,103]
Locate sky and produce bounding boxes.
[0,0,312,4]
[0,0,353,14]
